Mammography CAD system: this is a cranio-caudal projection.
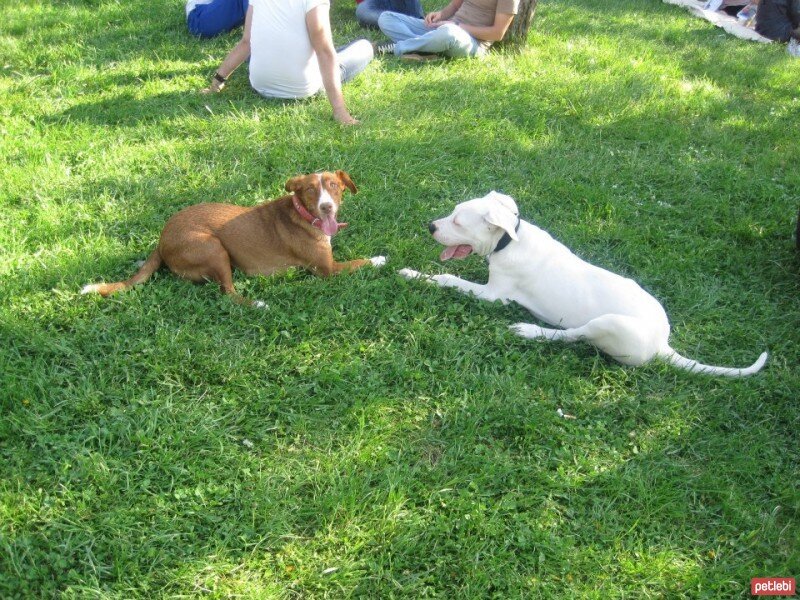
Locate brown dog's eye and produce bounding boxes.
[329,182,339,190]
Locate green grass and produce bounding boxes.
[1,0,799,596]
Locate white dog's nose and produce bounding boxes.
[429,222,437,234]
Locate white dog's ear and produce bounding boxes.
[484,206,519,240]
[488,191,518,216]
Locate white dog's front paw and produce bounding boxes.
[252,300,268,309]
[510,323,547,339]
[398,268,423,280]
[370,256,387,267]
[430,274,454,285]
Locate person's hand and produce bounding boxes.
[333,108,360,126]
[201,78,224,94]
[425,11,442,26]
[201,72,228,94]
[428,19,452,28]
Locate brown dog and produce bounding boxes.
[81,170,385,306]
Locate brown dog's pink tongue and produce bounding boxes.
[440,245,473,261]
[320,214,345,236]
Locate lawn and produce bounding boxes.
[1,0,799,597]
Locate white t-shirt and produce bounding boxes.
[249,0,330,99]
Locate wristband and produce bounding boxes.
[213,72,227,84]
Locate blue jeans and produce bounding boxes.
[356,0,424,29]
[187,0,249,38]
[337,39,374,84]
[377,12,484,57]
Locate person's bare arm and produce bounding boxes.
[433,11,515,42]
[425,0,464,25]
[306,5,358,125]
[202,5,253,93]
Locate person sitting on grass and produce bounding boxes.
[186,0,249,38]
[202,0,372,125]
[355,0,424,29]
[374,0,519,61]
[755,0,800,42]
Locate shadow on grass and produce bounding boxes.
[534,0,796,100]
[3,0,241,82]
[50,87,300,129]
[3,290,795,595]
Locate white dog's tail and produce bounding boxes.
[659,347,768,377]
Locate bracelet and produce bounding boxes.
[213,72,227,84]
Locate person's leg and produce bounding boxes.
[356,0,392,28]
[754,0,798,40]
[392,22,483,57]
[336,39,375,82]
[389,0,424,19]
[187,0,248,38]
[377,11,430,43]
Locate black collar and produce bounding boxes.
[491,218,521,254]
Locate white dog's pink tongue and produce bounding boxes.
[320,214,342,236]
[440,245,473,261]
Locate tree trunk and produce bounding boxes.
[499,0,537,48]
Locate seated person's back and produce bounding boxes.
[250,0,325,98]
[203,0,372,124]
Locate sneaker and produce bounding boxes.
[400,53,443,62]
[373,42,395,55]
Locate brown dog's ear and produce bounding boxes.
[285,176,303,193]
[336,170,357,194]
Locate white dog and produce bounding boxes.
[399,191,767,377]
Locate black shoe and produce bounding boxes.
[373,41,395,55]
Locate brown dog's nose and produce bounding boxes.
[429,222,437,234]
[319,202,334,214]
